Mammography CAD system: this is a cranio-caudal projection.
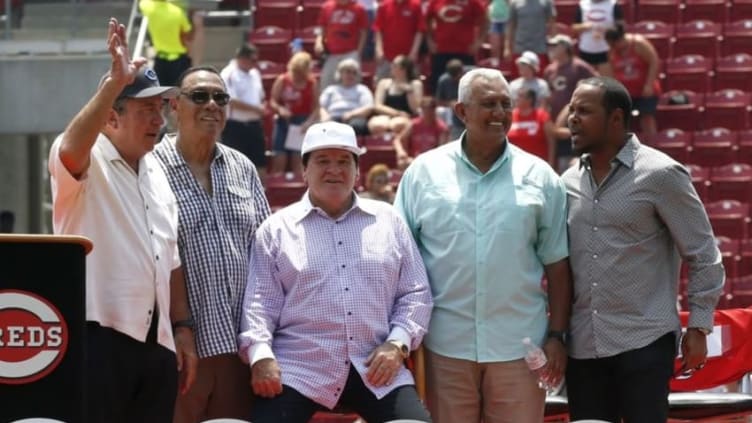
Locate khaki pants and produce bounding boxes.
[425,348,546,423]
[173,353,253,423]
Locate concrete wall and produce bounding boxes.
[0,54,109,134]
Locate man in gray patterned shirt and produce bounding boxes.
[562,76,725,423]
[154,66,271,422]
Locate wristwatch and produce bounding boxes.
[172,318,195,331]
[387,339,410,360]
[689,327,711,335]
[547,330,568,345]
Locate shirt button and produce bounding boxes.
[349,336,353,340]
[155,255,160,260]
[592,227,598,231]
[344,287,349,291]
[592,282,598,287]
[347,311,352,315]
[338,241,343,245]
[341,264,346,268]
[594,199,599,204]
[593,309,598,314]
[345,360,349,364]
[592,254,598,259]
[150,229,154,235]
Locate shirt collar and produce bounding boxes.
[291,190,377,223]
[160,133,224,167]
[455,131,511,174]
[100,133,149,172]
[578,133,640,170]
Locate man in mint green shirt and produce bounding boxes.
[394,67,572,423]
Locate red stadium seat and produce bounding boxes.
[721,19,752,56]
[681,0,731,23]
[728,274,752,307]
[643,128,692,163]
[249,26,293,64]
[253,0,300,32]
[297,25,320,56]
[637,0,681,23]
[738,129,752,165]
[664,54,713,93]
[477,57,515,79]
[713,53,752,92]
[555,0,580,25]
[686,163,711,201]
[740,238,752,277]
[553,21,577,39]
[629,20,675,59]
[358,134,398,177]
[673,20,723,58]
[690,127,739,167]
[730,0,752,20]
[656,90,704,132]
[256,60,287,96]
[703,89,752,130]
[299,0,325,30]
[617,0,635,23]
[263,172,307,209]
[705,200,751,239]
[709,163,752,202]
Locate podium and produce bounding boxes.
[0,235,91,423]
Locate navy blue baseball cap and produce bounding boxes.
[101,67,178,100]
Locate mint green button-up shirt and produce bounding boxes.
[394,138,569,362]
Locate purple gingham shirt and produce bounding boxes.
[238,193,433,409]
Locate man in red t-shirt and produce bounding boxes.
[507,88,556,167]
[315,0,369,89]
[394,97,449,169]
[425,0,487,92]
[373,0,425,80]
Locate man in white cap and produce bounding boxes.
[238,121,433,423]
[510,50,551,109]
[48,18,197,422]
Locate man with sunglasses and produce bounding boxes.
[48,18,197,422]
[153,65,271,422]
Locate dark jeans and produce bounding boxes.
[222,119,267,167]
[429,53,474,94]
[86,322,178,423]
[566,332,677,423]
[251,365,432,423]
[153,54,192,87]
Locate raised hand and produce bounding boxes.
[106,17,147,87]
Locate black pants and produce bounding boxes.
[566,332,677,423]
[251,365,432,423]
[154,54,192,87]
[86,322,178,423]
[222,119,267,167]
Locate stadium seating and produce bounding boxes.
[656,91,704,132]
[256,60,287,95]
[248,25,293,64]
[691,128,738,167]
[263,172,307,210]
[681,0,731,23]
[703,89,752,130]
[629,20,674,59]
[554,0,580,25]
[731,0,752,19]
[738,130,752,165]
[253,0,300,31]
[643,128,692,163]
[686,163,711,201]
[709,163,752,203]
[722,19,752,56]
[673,20,722,59]
[717,236,741,279]
[664,54,713,93]
[705,200,750,239]
[636,0,682,23]
[299,0,325,30]
[714,53,752,92]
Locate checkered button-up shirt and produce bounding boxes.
[154,134,270,358]
[562,134,724,359]
[238,194,433,409]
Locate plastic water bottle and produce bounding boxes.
[290,37,303,54]
[522,337,554,392]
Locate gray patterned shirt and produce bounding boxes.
[562,134,724,359]
[154,134,271,358]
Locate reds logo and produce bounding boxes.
[0,290,68,384]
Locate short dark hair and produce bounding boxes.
[605,23,626,43]
[236,43,258,59]
[176,65,224,89]
[302,151,359,167]
[578,76,632,128]
[112,97,128,115]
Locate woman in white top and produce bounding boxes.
[571,0,625,75]
[319,58,374,135]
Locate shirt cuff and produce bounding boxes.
[687,309,715,333]
[248,342,276,365]
[387,326,412,353]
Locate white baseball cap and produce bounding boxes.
[515,51,540,72]
[301,121,366,156]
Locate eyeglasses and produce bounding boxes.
[180,90,230,106]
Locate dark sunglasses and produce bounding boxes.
[180,90,230,106]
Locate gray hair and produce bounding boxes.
[335,58,361,82]
[457,68,508,104]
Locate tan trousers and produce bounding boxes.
[173,353,253,423]
[425,348,546,423]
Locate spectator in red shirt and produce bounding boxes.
[507,88,557,167]
[394,97,449,169]
[373,0,425,80]
[315,0,369,90]
[425,0,488,92]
